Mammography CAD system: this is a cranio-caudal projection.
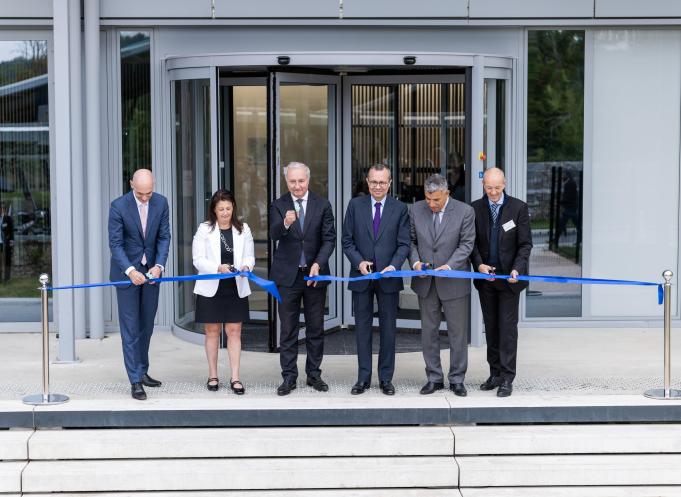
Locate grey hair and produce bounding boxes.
[367,163,392,179]
[424,173,449,193]
[283,162,311,179]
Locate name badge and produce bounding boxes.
[502,220,516,232]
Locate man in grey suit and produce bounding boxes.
[409,174,475,396]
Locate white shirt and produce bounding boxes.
[432,197,450,224]
[371,195,385,220]
[284,191,309,229]
[125,194,163,276]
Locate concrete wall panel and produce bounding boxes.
[158,27,521,59]
[0,0,52,18]
[596,0,681,18]
[470,0,593,18]
[343,0,468,19]
[215,0,338,18]
[101,0,211,18]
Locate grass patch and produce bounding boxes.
[0,276,42,298]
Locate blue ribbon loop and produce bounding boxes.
[48,271,282,303]
[305,269,664,305]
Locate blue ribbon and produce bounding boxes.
[305,269,664,305]
[48,271,282,302]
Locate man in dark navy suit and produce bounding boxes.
[109,169,170,400]
[471,168,532,398]
[269,162,336,396]
[342,164,410,395]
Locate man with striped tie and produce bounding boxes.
[471,167,532,398]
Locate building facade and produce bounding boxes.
[0,0,679,361]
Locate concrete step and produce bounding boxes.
[22,456,459,493]
[28,426,455,459]
[453,424,681,455]
[0,430,31,460]
[0,462,24,493]
[458,454,681,487]
[26,491,462,497]
[460,487,681,496]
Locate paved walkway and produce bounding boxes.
[1,327,679,401]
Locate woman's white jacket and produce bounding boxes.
[192,221,255,299]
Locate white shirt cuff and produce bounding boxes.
[155,264,164,272]
[124,266,135,276]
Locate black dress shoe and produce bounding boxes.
[497,380,513,397]
[306,376,329,392]
[350,382,370,395]
[131,382,147,401]
[480,376,502,391]
[450,383,468,397]
[142,374,162,387]
[419,381,444,395]
[277,380,297,396]
[379,381,395,396]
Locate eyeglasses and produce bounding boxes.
[367,180,390,188]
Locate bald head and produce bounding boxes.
[482,167,506,203]
[130,169,154,204]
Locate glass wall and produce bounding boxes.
[120,31,151,191]
[483,79,506,171]
[223,84,269,313]
[0,40,52,322]
[174,79,212,332]
[526,30,585,318]
[350,80,467,321]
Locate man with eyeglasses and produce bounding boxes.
[342,164,410,395]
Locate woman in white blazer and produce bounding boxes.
[192,190,255,394]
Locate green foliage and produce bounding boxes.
[527,31,585,163]
[0,41,48,86]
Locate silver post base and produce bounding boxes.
[643,388,681,400]
[22,393,70,406]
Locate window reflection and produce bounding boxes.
[351,82,466,321]
[0,40,52,322]
[174,79,211,332]
[526,30,585,318]
[120,31,151,191]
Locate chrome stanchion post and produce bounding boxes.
[644,270,681,400]
[23,274,69,406]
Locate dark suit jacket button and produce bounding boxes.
[433,248,438,253]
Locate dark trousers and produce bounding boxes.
[278,270,326,381]
[116,275,160,384]
[0,244,11,282]
[477,279,520,383]
[353,281,398,383]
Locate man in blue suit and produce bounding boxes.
[342,164,410,395]
[109,169,170,400]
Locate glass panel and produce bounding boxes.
[228,85,269,314]
[483,79,506,171]
[0,40,52,322]
[174,79,212,332]
[526,30,585,318]
[120,31,151,191]
[350,82,466,321]
[279,84,329,197]
[278,84,333,317]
